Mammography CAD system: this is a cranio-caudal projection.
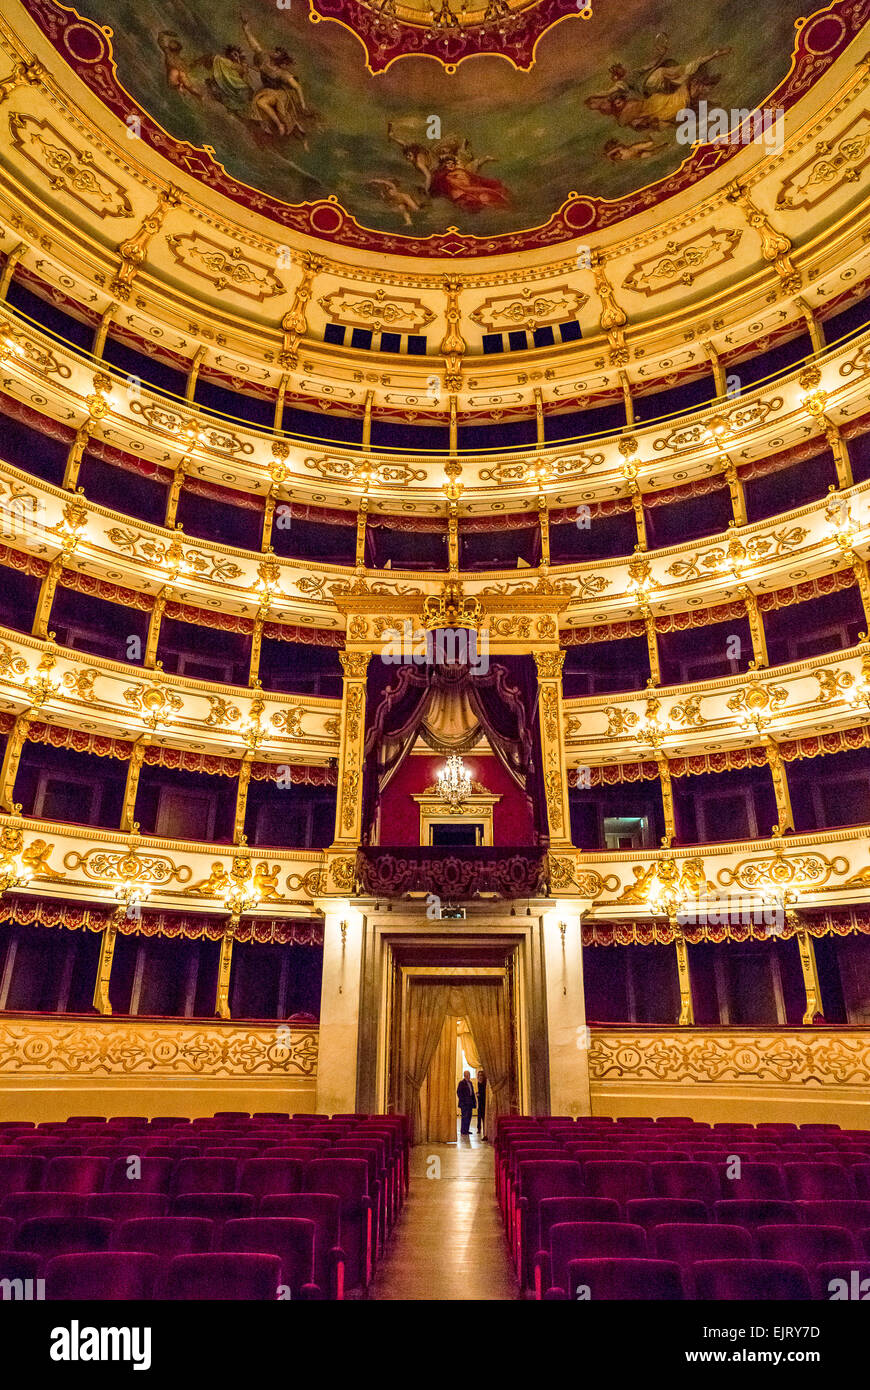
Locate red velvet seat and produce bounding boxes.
[173,1158,239,1196]
[0,1217,13,1250]
[714,1199,800,1226]
[86,1193,169,1221]
[0,1156,43,1198]
[756,1223,857,1288]
[653,1223,753,1296]
[694,1258,812,1300]
[106,1157,173,1194]
[259,1193,345,1299]
[43,1157,109,1196]
[850,1164,870,1199]
[563,1257,684,1301]
[171,1194,255,1222]
[0,1252,42,1289]
[514,1160,584,1290]
[238,1159,303,1203]
[2,1192,84,1221]
[797,1199,870,1228]
[112,1216,214,1259]
[721,1162,788,1201]
[15,1216,112,1259]
[544,1222,648,1297]
[221,1218,321,1299]
[625,1198,710,1232]
[784,1163,856,1202]
[45,1251,160,1301]
[650,1162,719,1204]
[165,1252,281,1301]
[583,1161,651,1204]
[303,1159,372,1292]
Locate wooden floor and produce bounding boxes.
[371,1130,518,1301]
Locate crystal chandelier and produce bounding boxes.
[437,755,472,808]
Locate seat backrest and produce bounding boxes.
[538,1197,620,1251]
[1,1192,84,1221]
[45,1251,160,1301]
[86,1193,169,1221]
[164,1252,282,1301]
[238,1159,303,1200]
[106,1157,173,1194]
[303,1159,368,1206]
[757,1223,857,1265]
[174,1158,239,1195]
[625,1198,710,1232]
[112,1216,214,1257]
[14,1216,112,1257]
[221,1218,317,1295]
[44,1157,109,1195]
[550,1221,647,1287]
[714,1199,799,1226]
[693,1258,812,1301]
[0,1155,43,1197]
[567,1257,684,1301]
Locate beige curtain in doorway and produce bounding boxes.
[405,984,449,1144]
[420,1015,460,1143]
[459,984,511,1138]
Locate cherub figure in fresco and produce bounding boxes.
[366,178,426,227]
[240,15,310,146]
[387,125,509,214]
[157,31,202,99]
[585,33,732,135]
[195,43,253,116]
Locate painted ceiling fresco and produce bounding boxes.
[27,0,853,250]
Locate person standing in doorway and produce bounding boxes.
[476,1068,487,1138]
[457,1070,475,1136]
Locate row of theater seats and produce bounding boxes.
[0,1112,408,1299]
[495,1116,870,1300]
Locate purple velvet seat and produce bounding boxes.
[106,1157,173,1195]
[112,1216,214,1259]
[165,1252,282,1301]
[170,1193,255,1222]
[238,1159,303,1202]
[626,1198,710,1232]
[514,1160,584,1290]
[714,1199,800,1227]
[583,1161,651,1203]
[221,1218,320,1298]
[173,1158,239,1196]
[563,1257,684,1301]
[303,1159,372,1292]
[0,1216,13,1250]
[816,1261,870,1301]
[722,1162,787,1201]
[652,1223,753,1296]
[797,1199,870,1228]
[258,1193,345,1299]
[85,1193,169,1221]
[15,1216,112,1259]
[756,1223,857,1283]
[784,1163,856,1202]
[693,1258,812,1300]
[43,1157,108,1196]
[0,1252,42,1290]
[0,1156,43,1198]
[650,1162,718,1204]
[2,1192,84,1221]
[45,1251,159,1300]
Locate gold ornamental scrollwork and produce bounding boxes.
[589,1031,870,1086]
[717,850,850,893]
[285,868,329,897]
[63,846,192,888]
[547,855,619,898]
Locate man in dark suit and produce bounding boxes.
[476,1068,487,1137]
[457,1070,475,1136]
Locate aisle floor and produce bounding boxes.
[371,1132,517,1301]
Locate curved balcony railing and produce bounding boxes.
[2,301,868,509]
[1,452,867,630]
[3,810,867,918]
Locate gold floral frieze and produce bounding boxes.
[590,1030,870,1086]
[7,112,133,218]
[165,232,284,300]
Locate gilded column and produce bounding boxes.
[234,757,253,843]
[703,340,727,398]
[795,920,823,1024]
[796,296,826,355]
[538,495,551,567]
[764,736,794,832]
[112,188,180,300]
[63,424,92,493]
[280,253,323,370]
[0,242,26,299]
[738,585,769,668]
[723,458,747,527]
[590,252,629,366]
[533,651,572,849]
[826,421,853,491]
[143,588,169,670]
[619,370,634,426]
[449,394,458,455]
[121,736,149,832]
[534,388,545,446]
[656,751,676,845]
[215,923,235,1020]
[447,499,459,572]
[92,921,118,1016]
[673,924,695,1026]
[726,184,801,294]
[92,302,117,360]
[260,486,278,552]
[0,713,30,810]
[852,556,870,630]
[440,278,465,393]
[164,456,190,529]
[619,438,647,549]
[355,498,368,568]
[641,605,661,685]
[185,345,206,402]
[362,390,374,451]
[333,651,370,846]
[273,373,289,430]
[31,556,63,640]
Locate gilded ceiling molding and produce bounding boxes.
[469,285,589,333]
[7,110,133,218]
[725,183,802,294]
[165,231,284,302]
[111,187,180,300]
[317,286,435,334]
[590,254,629,367]
[777,109,870,211]
[280,253,324,371]
[621,229,743,297]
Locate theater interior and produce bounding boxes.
[0,0,870,1311]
